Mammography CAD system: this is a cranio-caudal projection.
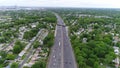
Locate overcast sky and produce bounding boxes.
[0,0,120,8]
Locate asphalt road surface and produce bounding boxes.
[47,13,77,68]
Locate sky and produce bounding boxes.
[0,0,120,8]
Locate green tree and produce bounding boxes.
[23,66,30,68]
[0,65,3,68]
[23,28,38,40]
[103,37,112,45]
[31,61,46,68]
[43,32,54,48]
[0,37,6,43]
[33,41,40,48]
[94,62,99,68]
[6,54,15,60]
[13,40,25,54]
[13,45,21,54]
[10,62,18,68]
[105,52,116,64]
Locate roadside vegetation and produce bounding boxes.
[52,8,120,68]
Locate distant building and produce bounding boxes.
[82,38,87,43]
[113,46,119,68]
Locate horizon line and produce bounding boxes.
[0,6,120,9]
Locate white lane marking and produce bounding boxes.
[59,42,60,46]
[53,63,56,66]
[53,55,55,58]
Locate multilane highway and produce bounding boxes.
[47,13,77,68]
